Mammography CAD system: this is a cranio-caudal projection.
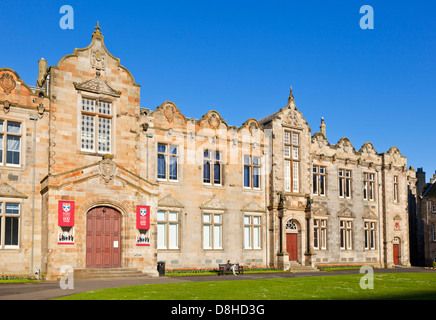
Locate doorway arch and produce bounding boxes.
[86,206,121,268]
[285,219,300,262]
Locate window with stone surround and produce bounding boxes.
[0,202,20,249]
[393,176,399,203]
[203,149,222,186]
[157,210,179,250]
[157,143,178,181]
[0,120,21,166]
[80,98,112,154]
[202,213,222,250]
[244,155,261,189]
[364,221,376,250]
[284,130,299,193]
[313,218,327,250]
[244,215,261,249]
[340,219,353,250]
[363,172,375,201]
[339,169,352,199]
[313,166,326,196]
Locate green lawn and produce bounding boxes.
[56,273,436,300]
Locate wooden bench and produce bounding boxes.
[218,263,244,275]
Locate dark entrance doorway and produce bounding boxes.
[86,206,121,268]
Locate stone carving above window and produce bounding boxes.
[74,73,121,97]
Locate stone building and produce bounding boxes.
[0,25,416,280]
[416,171,436,266]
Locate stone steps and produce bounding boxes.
[73,268,154,280]
[289,262,319,273]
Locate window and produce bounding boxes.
[157,210,179,249]
[0,120,21,166]
[340,220,353,250]
[339,169,351,199]
[313,166,326,196]
[244,155,261,189]
[284,131,299,192]
[81,98,112,153]
[431,200,436,213]
[203,150,222,185]
[244,215,261,249]
[203,213,222,249]
[432,223,436,242]
[393,176,399,203]
[364,221,376,250]
[157,143,178,181]
[0,203,20,248]
[363,173,375,201]
[313,219,327,250]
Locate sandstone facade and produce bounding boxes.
[0,26,416,280]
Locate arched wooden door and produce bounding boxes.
[86,207,121,268]
[285,220,299,261]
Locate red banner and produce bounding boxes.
[136,205,150,229]
[58,201,75,227]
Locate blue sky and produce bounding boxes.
[1,0,435,181]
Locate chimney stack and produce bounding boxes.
[37,58,47,87]
[320,117,326,137]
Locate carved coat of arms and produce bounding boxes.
[90,50,106,70]
[0,73,16,94]
[99,156,117,183]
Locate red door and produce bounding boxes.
[86,207,121,268]
[286,233,298,261]
[393,244,400,265]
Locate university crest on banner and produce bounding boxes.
[136,205,150,229]
[58,201,75,227]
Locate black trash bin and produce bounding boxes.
[157,261,165,277]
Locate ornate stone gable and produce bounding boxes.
[0,183,28,199]
[200,194,227,211]
[158,194,184,208]
[241,201,265,213]
[335,137,355,154]
[337,207,353,217]
[73,73,121,97]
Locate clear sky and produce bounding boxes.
[1,0,435,180]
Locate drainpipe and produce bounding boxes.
[376,168,382,268]
[146,133,153,180]
[29,115,38,276]
[263,150,269,266]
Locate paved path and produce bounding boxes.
[0,267,432,300]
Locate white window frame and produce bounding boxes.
[202,212,223,250]
[313,218,327,250]
[157,143,179,182]
[313,166,326,196]
[157,210,180,250]
[0,119,22,167]
[244,155,261,189]
[0,202,21,249]
[340,219,353,250]
[243,214,261,250]
[80,98,113,154]
[364,221,377,250]
[363,172,375,201]
[284,130,299,193]
[203,149,223,186]
[339,169,352,199]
